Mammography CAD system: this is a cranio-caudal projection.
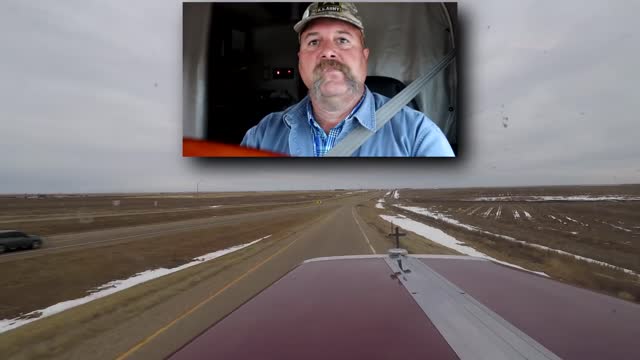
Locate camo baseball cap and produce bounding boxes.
[294,2,364,35]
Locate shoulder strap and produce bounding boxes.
[324,50,456,157]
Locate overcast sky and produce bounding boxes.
[1,0,639,193]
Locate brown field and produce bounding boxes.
[380,185,640,302]
[0,191,347,236]
[0,191,353,320]
[0,186,639,359]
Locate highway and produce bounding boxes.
[1,191,397,360]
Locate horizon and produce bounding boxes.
[1,0,639,193]
[2,182,639,196]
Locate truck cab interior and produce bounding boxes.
[183,2,458,154]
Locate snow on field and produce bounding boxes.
[601,221,633,233]
[470,195,640,202]
[209,205,221,208]
[564,216,589,227]
[482,207,493,218]
[495,206,502,219]
[468,207,481,215]
[392,190,400,199]
[548,215,567,225]
[396,206,478,232]
[0,235,271,334]
[395,205,639,277]
[376,198,386,209]
[564,216,578,223]
[523,211,533,220]
[380,214,548,277]
[513,210,520,219]
[385,191,391,196]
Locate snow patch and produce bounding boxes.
[563,216,588,227]
[602,221,632,233]
[548,215,567,225]
[469,195,640,202]
[523,211,533,220]
[392,190,400,199]
[380,215,548,277]
[395,205,639,277]
[513,210,520,219]
[0,235,271,334]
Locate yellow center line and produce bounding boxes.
[115,234,303,360]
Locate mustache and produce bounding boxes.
[310,59,361,99]
[313,59,353,79]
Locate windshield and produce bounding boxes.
[1,0,638,359]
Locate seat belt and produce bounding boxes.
[324,49,456,157]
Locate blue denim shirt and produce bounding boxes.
[241,87,454,157]
[307,93,365,156]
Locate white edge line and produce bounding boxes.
[352,207,376,254]
[0,235,271,334]
[303,255,386,264]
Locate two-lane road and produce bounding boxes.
[113,194,393,360]
[2,192,398,360]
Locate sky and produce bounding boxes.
[1,0,639,193]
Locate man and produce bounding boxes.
[241,2,454,157]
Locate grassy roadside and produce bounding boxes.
[0,205,336,319]
[5,203,296,236]
[409,202,640,274]
[0,206,336,360]
[356,201,459,256]
[389,205,640,303]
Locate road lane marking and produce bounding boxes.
[352,207,376,254]
[115,233,304,360]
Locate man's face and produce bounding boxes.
[298,18,369,99]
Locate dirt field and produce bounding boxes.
[0,191,382,360]
[1,187,638,360]
[380,185,640,302]
[0,191,348,236]
[0,205,337,319]
[0,191,355,320]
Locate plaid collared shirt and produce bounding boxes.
[307,95,365,157]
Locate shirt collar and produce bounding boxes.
[283,86,376,131]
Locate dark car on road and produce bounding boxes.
[0,230,43,253]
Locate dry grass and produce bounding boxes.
[0,190,350,236]
[0,208,335,360]
[356,202,459,256]
[0,206,336,319]
[3,204,291,236]
[0,236,272,359]
[390,205,640,304]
